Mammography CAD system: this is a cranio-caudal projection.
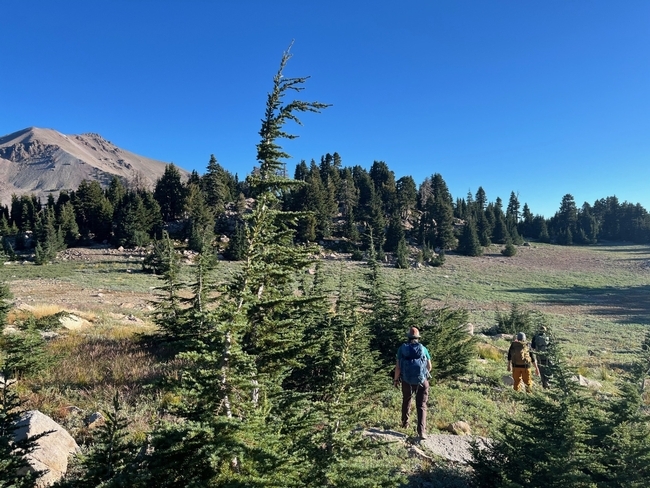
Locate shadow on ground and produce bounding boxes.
[506,284,650,324]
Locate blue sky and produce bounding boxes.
[2,1,649,218]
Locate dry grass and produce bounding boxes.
[21,324,183,439]
[477,343,504,362]
[8,304,98,324]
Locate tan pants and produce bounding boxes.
[512,366,533,392]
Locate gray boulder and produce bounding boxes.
[13,410,80,486]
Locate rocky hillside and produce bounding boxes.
[0,127,187,205]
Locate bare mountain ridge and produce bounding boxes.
[0,127,186,205]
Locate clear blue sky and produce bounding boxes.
[2,1,649,218]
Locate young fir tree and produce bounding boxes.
[148,231,184,341]
[58,393,142,487]
[363,238,399,370]
[457,219,483,257]
[384,211,404,253]
[425,308,477,381]
[292,289,397,487]
[395,235,409,268]
[185,183,216,253]
[224,219,247,260]
[33,207,65,265]
[0,374,42,488]
[501,238,517,257]
[0,282,45,487]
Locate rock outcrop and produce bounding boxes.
[13,410,80,486]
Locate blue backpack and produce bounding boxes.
[399,342,428,385]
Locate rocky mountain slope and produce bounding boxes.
[0,127,186,205]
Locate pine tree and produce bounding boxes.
[364,254,401,370]
[384,211,404,252]
[185,183,215,253]
[224,219,247,260]
[0,374,42,488]
[74,180,113,242]
[492,211,508,244]
[153,163,187,222]
[425,308,476,381]
[457,219,483,256]
[57,201,79,246]
[144,44,336,485]
[476,211,492,247]
[202,154,234,213]
[59,393,141,487]
[501,238,517,257]
[395,236,409,268]
[33,207,65,264]
[431,173,456,249]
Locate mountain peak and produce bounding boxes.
[0,127,185,205]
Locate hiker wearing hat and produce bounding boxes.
[507,332,540,392]
[531,326,551,389]
[393,327,432,438]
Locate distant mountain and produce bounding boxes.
[0,127,186,206]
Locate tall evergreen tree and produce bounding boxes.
[395,236,409,268]
[154,163,186,222]
[457,219,483,256]
[143,45,346,486]
[430,173,456,249]
[384,211,405,252]
[185,183,215,253]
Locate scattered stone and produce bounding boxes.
[118,246,124,252]
[465,323,474,335]
[490,334,513,341]
[571,375,602,389]
[85,412,105,429]
[502,374,514,386]
[59,314,91,330]
[64,406,83,415]
[40,331,59,340]
[445,421,472,436]
[13,410,80,486]
[306,268,316,275]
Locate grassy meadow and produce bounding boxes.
[1,241,649,483]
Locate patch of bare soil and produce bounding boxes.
[9,246,157,321]
[10,278,154,316]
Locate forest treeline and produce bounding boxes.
[1,143,649,264]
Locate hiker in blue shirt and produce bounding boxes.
[393,327,432,439]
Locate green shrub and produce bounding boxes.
[501,241,517,257]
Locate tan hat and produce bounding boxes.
[407,327,420,339]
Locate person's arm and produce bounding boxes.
[531,351,540,376]
[507,345,512,372]
[393,359,401,387]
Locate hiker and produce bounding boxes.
[393,327,432,438]
[531,326,551,389]
[507,332,540,392]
